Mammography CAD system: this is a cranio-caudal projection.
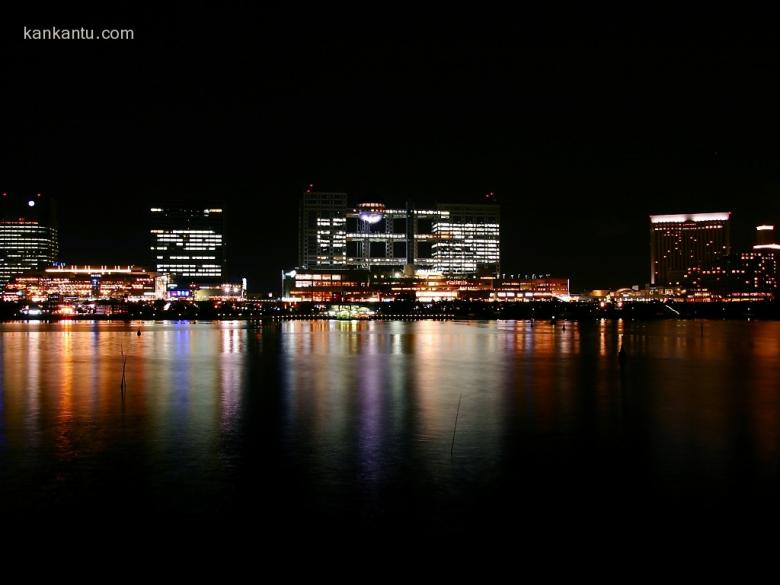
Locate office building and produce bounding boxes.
[753,224,780,289]
[432,201,500,275]
[150,205,225,285]
[0,192,59,285]
[298,188,348,268]
[649,212,731,286]
[344,202,450,272]
[298,190,500,276]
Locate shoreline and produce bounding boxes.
[2,299,780,322]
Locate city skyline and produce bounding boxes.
[4,12,780,292]
[1,187,777,294]
[5,8,780,555]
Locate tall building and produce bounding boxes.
[432,201,500,275]
[0,192,59,285]
[753,224,780,289]
[149,205,225,285]
[683,253,777,294]
[649,212,731,286]
[298,188,348,268]
[344,202,450,272]
[297,189,501,276]
[755,224,777,248]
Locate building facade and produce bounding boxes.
[0,192,59,285]
[282,268,566,303]
[297,190,500,276]
[682,252,777,294]
[432,202,500,275]
[298,189,348,268]
[2,265,157,302]
[650,212,731,286]
[150,205,225,285]
[752,224,780,288]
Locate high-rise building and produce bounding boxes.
[753,224,780,289]
[755,224,777,248]
[649,212,731,286]
[432,202,500,275]
[0,192,59,285]
[344,202,450,272]
[683,252,777,294]
[149,205,225,285]
[298,188,348,268]
[297,190,501,276]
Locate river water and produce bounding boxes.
[1,319,779,543]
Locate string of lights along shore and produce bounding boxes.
[0,187,778,309]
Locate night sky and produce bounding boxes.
[3,7,780,292]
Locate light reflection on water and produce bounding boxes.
[1,319,779,530]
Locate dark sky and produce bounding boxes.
[3,6,780,292]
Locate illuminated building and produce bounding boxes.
[298,188,348,268]
[755,224,777,248]
[680,224,778,299]
[0,192,59,285]
[282,269,365,302]
[650,212,731,286]
[150,205,225,285]
[192,281,246,301]
[298,190,500,276]
[683,253,777,295]
[432,202,500,275]
[753,224,780,288]
[281,268,567,303]
[2,265,157,302]
[344,203,450,272]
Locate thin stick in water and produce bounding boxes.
[120,343,128,394]
[450,393,463,456]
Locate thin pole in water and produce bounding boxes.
[120,343,128,394]
[451,393,463,456]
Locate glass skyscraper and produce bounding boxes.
[0,192,59,285]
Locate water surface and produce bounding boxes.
[1,319,779,539]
